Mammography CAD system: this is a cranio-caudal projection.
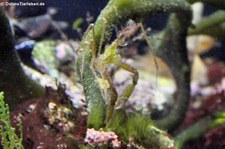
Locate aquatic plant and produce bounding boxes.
[75,0,191,148]
[175,108,225,148]
[0,92,24,149]
[77,0,192,130]
[76,0,225,148]
[188,10,225,38]
[0,0,225,148]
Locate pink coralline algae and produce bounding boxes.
[84,128,121,148]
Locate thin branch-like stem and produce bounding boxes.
[175,109,225,149]
[188,10,225,38]
[150,14,191,132]
[76,0,192,129]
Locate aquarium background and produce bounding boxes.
[0,0,225,148]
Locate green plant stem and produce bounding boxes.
[0,7,44,110]
[188,10,225,38]
[175,109,225,149]
[187,0,225,8]
[77,0,192,129]
[150,14,191,132]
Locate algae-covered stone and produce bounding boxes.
[32,40,59,78]
[32,40,76,79]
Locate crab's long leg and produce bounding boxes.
[139,23,159,86]
[103,69,118,123]
[90,19,109,100]
[114,61,139,109]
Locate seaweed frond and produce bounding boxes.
[0,92,24,149]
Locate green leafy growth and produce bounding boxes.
[77,0,192,129]
[107,111,174,148]
[0,92,24,149]
[72,18,84,30]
